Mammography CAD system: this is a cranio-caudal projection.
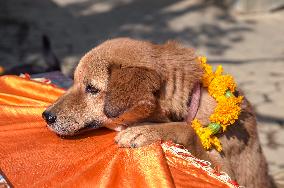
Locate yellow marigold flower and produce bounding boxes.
[191,119,203,132]
[212,137,222,152]
[191,119,223,151]
[193,56,243,152]
[198,56,208,65]
[215,65,223,76]
[198,59,214,87]
[202,74,214,87]
[198,56,212,74]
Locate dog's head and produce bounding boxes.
[42,38,165,136]
[43,38,201,136]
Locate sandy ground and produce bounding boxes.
[0,0,284,186]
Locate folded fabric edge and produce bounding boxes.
[161,141,243,188]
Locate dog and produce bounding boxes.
[42,38,274,188]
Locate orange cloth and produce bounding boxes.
[0,75,233,188]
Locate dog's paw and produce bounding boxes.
[114,126,161,148]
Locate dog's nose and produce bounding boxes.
[42,110,57,124]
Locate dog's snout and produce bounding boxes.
[42,110,57,124]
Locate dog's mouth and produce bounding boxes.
[75,120,102,134]
[49,120,102,138]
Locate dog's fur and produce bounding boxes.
[44,38,274,188]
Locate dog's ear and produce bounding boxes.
[104,65,161,119]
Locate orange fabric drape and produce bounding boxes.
[0,75,231,188]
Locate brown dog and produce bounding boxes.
[43,38,274,188]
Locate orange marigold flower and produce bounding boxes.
[210,96,243,131]
[208,75,237,99]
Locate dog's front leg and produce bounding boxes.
[114,122,196,148]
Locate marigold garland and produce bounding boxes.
[191,56,243,152]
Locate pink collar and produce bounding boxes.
[186,83,201,123]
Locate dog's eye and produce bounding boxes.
[86,84,100,95]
